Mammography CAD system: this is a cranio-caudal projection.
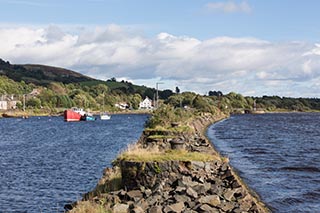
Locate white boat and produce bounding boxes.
[100,112,111,120]
[100,92,111,120]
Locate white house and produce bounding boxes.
[139,97,153,109]
[0,100,8,110]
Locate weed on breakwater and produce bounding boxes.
[117,144,219,162]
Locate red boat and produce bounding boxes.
[64,107,85,122]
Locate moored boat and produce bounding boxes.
[100,112,111,120]
[81,113,96,121]
[64,107,85,122]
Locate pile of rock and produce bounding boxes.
[92,159,267,213]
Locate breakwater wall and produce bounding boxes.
[67,113,270,212]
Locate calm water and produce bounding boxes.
[208,113,320,213]
[0,114,148,212]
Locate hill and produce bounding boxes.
[0,58,165,99]
[0,58,94,85]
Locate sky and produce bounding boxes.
[1,0,320,97]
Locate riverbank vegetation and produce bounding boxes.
[1,58,320,116]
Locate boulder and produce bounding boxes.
[186,187,198,199]
[163,202,185,213]
[127,190,143,202]
[198,195,221,206]
[113,203,129,213]
[198,204,219,212]
[149,206,162,213]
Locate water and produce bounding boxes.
[208,113,320,213]
[0,114,148,212]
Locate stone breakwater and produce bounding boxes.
[67,113,270,212]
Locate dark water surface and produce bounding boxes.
[0,114,148,212]
[208,113,320,213]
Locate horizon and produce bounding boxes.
[1,0,320,98]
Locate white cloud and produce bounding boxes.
[0,24,320,97]
[205,1,252,14]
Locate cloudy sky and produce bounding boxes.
[1,0,320,97]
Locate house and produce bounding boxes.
[0,100,8,110]
[139,97,153,109]
[0,95,19,110]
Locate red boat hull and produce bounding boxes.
[64,110,82,122]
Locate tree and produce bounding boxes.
[208,91,223,97]
[26,97,41,109]
[175,86,180,94]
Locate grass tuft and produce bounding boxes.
[117,144,219,162]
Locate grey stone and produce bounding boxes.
[164,202,185,213]
[204,162,212,172]
[131,206,144,213]
[224,188,243,201]
[175,186,187,193]
[127,190,143,201]
[191,161,205,169]
[238,195,253,212]
[148,206,162,213]
[186,187,198,199]
[113,203,129,213]
[174,194,191,203]
[193,184,206,195]
[146,195,162,206]
[198,204,219,212]
[144,189,152,197]
[219,202,236,212]
[198,195,221,206]
[204,182,212,192]
[183,209,198,213]
[221,163,228,172]
[224,189,235,201]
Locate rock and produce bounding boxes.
[224,189,235,201]
[203,182,212,192]
[146,195,162,206]
[149,206,162,213]
[191,161,205,169]
[239,195,253,212]
[219,202,236,212]
[113,203,129,213]
[174,194,191,203]
[127,190,143,202]
[193,184,206,195]
[186,187,198,199]
[198,204,219,212]
[144,189,152,197]
[204,162,212,172]
[183,209,198,213]
[163,202,185,213]
[224,188,243,201]
[131,206,144,213]
[175,186,187,194]
[221,163,228,172]
[198,195,221,206]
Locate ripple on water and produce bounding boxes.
[208,113,320,213]
[0,114,149,212]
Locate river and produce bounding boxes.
[0,114,149,212]
[207,113,320,212]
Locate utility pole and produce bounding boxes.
[23,94,26,112]
[156,82,164,108]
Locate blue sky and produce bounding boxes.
[1,0,320,97]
